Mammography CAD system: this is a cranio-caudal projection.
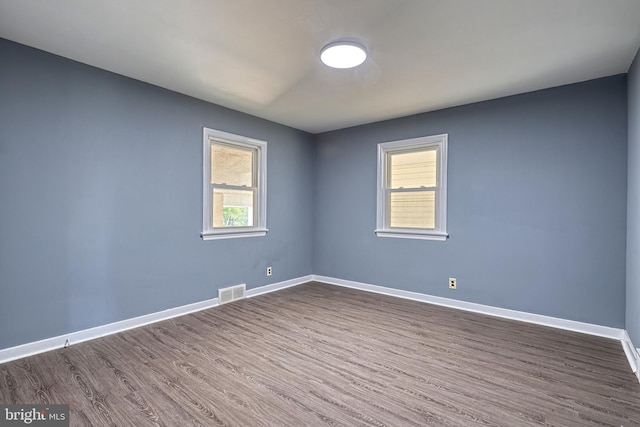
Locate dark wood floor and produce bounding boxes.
[1,282,639,426]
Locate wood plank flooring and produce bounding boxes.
[1,282,640,426]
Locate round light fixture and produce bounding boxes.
[320,41,367,69]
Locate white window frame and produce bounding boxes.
[202,127,268,240]
[375,134,448,241]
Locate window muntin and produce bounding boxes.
[210,142,257,228]
[202,128,267,240]
[387,148,438,229]
[376,134,448,241]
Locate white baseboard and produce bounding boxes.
[311,275,626,341]
[622,330,639,378]
[2,273,636,379]
[0,275,312,365]
[313,275,640,378]
[246,275,313,298]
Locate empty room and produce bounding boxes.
[2,0,640,425]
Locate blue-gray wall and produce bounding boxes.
[0,36,632,351]
[0,39,315,349]
[314,76,628,328]
[628,47,640,346]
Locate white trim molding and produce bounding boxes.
[246,275,312,298]
[376,133,448,241]
[201,229,269,241]
[2,273,636,381]
[202,127,268,241]
[311,276,631,355]
[622,330,639,379]
[0,275,312,365]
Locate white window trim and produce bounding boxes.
[375,134,448,241]
[201,127,268,241]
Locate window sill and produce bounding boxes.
[375,229,448,241]
[201,229,268,241]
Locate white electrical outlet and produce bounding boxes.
[267,266,272,276]
[449,278,457,289]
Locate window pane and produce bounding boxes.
[389,149,437,189]
[211,143,254,186]
[212,188,255,228]
[389,191,435,229]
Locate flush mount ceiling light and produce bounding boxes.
[320,41,367,69]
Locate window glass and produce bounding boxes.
[389,191,435,229]
[211,143,254,187]
[389,149,437,189]
[376,134,448,241]
[202,128,267,240]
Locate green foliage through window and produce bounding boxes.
[223,207,249,227]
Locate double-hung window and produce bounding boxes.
[202,127,267,240]
[376,134,448,241]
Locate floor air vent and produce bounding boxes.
[219,283,246,305]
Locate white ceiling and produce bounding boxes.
[1,0,640,134]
